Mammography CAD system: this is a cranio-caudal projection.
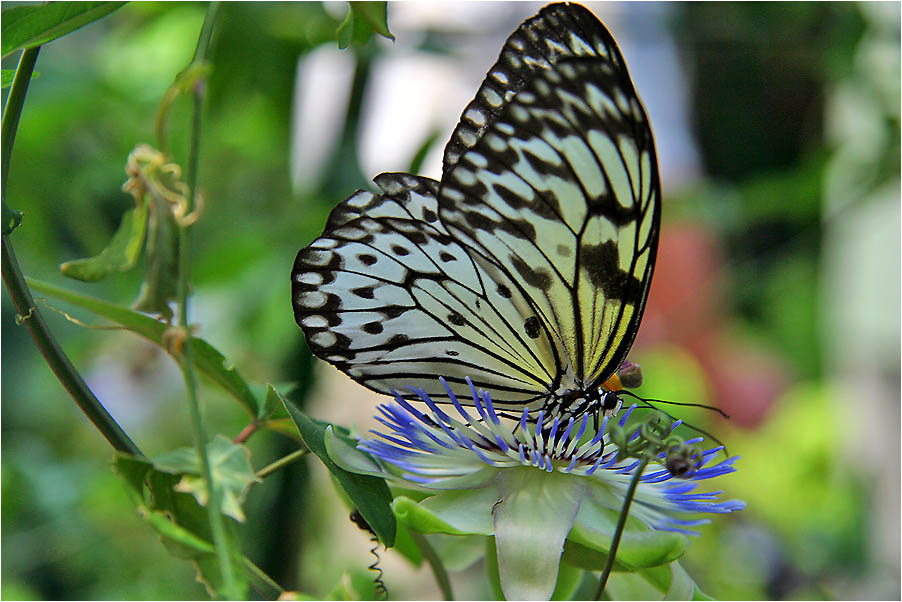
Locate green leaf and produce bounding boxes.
[1,2,126,58]
[144,509,216,556]
[326,570,380,601]
[112,453,250,599]
[1,68,39,89]
[60,204,149,281]
[407,129,440,175]
[189,338,259,418]
[259,383,284,421]
[349,2,394,41]
[335,8,355,50]
[152,435,260,523]
[550,562,584,601]
[113,453,155,502]
[26,277,260,417]
[281,395,395,547]
[391,523,423,568]
[133,191,179,319]
[336,1,393,49]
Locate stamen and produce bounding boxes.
[562,454,579,473]
[466,377,491,424]
[482,390,502,425]
[563,414,589,457]
[555,416,575,457]
[619,404,637,426]
[534,410,546,452]
[546,416,560,456]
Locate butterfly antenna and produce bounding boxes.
[618,389,731,419]
[349,509,388,600]
[618,390,730,454]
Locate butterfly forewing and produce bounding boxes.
[443,3,624,174]
[292,3,660,417]
[439,9,660,394]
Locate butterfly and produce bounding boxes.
[292,2,660,420]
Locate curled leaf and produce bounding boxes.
[60,204,148,281]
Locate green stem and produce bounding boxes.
[594,456,650,600]
[244,556,285,599]
[173,3,240,599]
[1,47,141,456]
[2,240,142,455]
[2,48,37,210]
[256,449,308,480]
[410,531,454,601]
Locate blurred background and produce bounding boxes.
[2,1,898,599]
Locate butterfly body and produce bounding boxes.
[293,3,660,421]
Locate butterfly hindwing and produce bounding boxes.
[292,173,560,409]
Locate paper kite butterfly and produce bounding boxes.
[292,2,661,420]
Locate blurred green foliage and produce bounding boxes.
[2,1,898,600]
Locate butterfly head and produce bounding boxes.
[575,360,642,418]
[554,386,623,420]
[600,390,623,418]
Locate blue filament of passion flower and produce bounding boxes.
[356,381,744,534]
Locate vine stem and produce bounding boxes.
[1,47,141,456]
[171,2,241,599]
[594,456,650,599]
[255,449,308,480]
[410,531,454,601]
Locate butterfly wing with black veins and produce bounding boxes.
[439,4,661,406]
[293,173,559,409]
[292,3,660,416]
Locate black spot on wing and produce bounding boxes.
[387,333,409,347]
[510,254,552,291]
[447,312,466,326]
[363,322,384,334]
[352,286,375,299]
[581,241,643,304]
[524,316,541,339]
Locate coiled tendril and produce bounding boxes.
[349,509,387,600]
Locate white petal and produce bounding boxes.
[494,468,585,600]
